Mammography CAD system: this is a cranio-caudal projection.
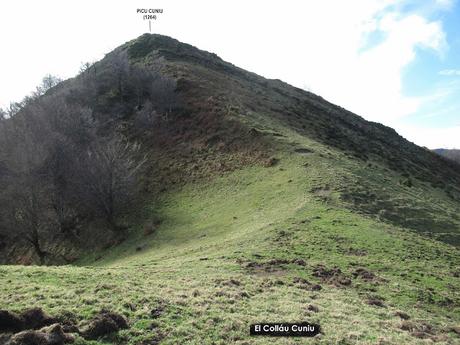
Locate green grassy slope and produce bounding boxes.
[1,130,459,344]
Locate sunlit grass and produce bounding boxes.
[1,133,459,344]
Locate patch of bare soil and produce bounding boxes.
[0,308,56,333]
[0,308,130,344]
[242,257,307,276]
[400,320,439,340]
[312,265,352,287]
[306,304,319,313]
[293,277,323,291]
[81,311,128,340]
[8,324,74,345]
[366,296,386,308]
[352,268,389,285]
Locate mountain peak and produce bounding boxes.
[123,33,224,63]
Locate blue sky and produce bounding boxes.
[0,0,459,148]
[396,0,460,147]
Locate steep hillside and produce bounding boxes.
[0,34,459,345]
[122,34,460,245]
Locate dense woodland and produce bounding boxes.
[0,51,178,263]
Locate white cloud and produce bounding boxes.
[435,0,455,10]
[305,12,447,122]
[439,69,460,76]
[395,124,460,149]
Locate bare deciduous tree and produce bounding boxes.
[32,74,62,98]
[0,107,56,263]
[75,134,146,229]
[0,52,181,263]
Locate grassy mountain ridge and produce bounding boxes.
[0,34,459,344]
[119,34,460,244]
[124,34,460,191]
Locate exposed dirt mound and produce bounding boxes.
[150,306,165,319]
[1,308,130,344]
[400,320,436,339]
[0,311,23,333]
[0,308,55,334]
[352,267,387,283]
[312,265,352,287]
[81,311,128,340]
[8,324,74,345]
[243,258,307,274]
[307,304,319,313]
[366,297,386,308]
[21,308,56,330]
[292,277,323,291]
